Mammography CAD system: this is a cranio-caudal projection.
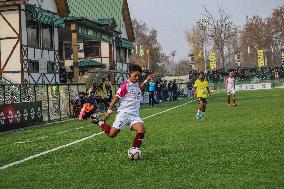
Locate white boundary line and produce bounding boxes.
[143,100,195,120]
[0,132,104,170]
[0,100,195,170]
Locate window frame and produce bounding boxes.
[84,41,101,58]
[47,61,57,73]
[27,20,40,48]
[28,60,39,73]
[41,23,54,50]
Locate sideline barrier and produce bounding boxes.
[0,84,86,123]
[235,83,271,91]
[0,102,43,132]
[208,79,284,92]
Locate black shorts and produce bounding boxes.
[198,97,207,104]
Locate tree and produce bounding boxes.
[203,7,236,68]
[266,5,284,66]
[175,59,190,76]
[240,16,271,66]
[185,26,204,71]
[239,5,284,67]
[130,19,167,74]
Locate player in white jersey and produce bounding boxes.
[92,64,153,149]
[225,72,237,107]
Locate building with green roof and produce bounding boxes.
[56,0,135,85]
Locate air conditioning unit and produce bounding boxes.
[78,43,84,51]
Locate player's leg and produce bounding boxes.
[232,92,237,106]
[96,120,120,138]
[201,100,207,119]
[93,112,127,138]
[227,90,231,106]
[131,122,145,149]
[196,98,203,119]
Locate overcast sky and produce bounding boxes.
[128,0,284,61]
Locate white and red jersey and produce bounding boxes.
[226,76,235,90]
[116,80,141,116]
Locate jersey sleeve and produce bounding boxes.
[205,81,209,88]
[116,82,128,98]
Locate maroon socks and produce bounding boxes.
[100,123,111,135]
[132,133,145,148]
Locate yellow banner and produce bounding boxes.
[257,50,264,68]
[210,52,216,70]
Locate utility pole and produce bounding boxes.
[170,50,177,75]
[198,18,208,72]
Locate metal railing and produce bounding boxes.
[0,83,87,122]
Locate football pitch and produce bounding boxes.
[0,89,283,188]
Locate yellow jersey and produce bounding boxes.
[194,79,209,98]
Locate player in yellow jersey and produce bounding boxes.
[193,72,211,120]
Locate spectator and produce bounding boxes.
[187,80,193,99]
[172,79,178,102]
[155,79,163,103]
[148,78,156,107]
[162,80,168,101]
[168,80,173,101]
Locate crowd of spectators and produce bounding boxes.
[144,78,183,106]
[189,66,284,83]
[72,78,112,119]
[71,66,284,119]
[59,66,73,83]
[73,76,185,119]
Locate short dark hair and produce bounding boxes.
[199,72,205,76]
[129,64,142,74]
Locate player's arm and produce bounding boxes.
[224,77,228,89]
[105,95,119,120]
[140,74,154,91]
[192,87,196,99]
[105,82,128,120]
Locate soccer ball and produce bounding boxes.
[127,147,142,160]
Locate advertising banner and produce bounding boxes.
[257,50,264,68]
[235,51,241,66]
[0,102,43,132]
[210,52,216,70]
[235,83,271,91]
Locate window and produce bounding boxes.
[28,61,39,73]
[27,20,39,47]
[64,43,72,60]
[116,47,121,62]
[85,41,101,58]
[116,47,127,63]
[120,48,126,63]
[58,41,63,60]
[42,24,53,49]
[47,62,56,73]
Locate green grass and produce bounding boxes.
[0,89,283,188]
